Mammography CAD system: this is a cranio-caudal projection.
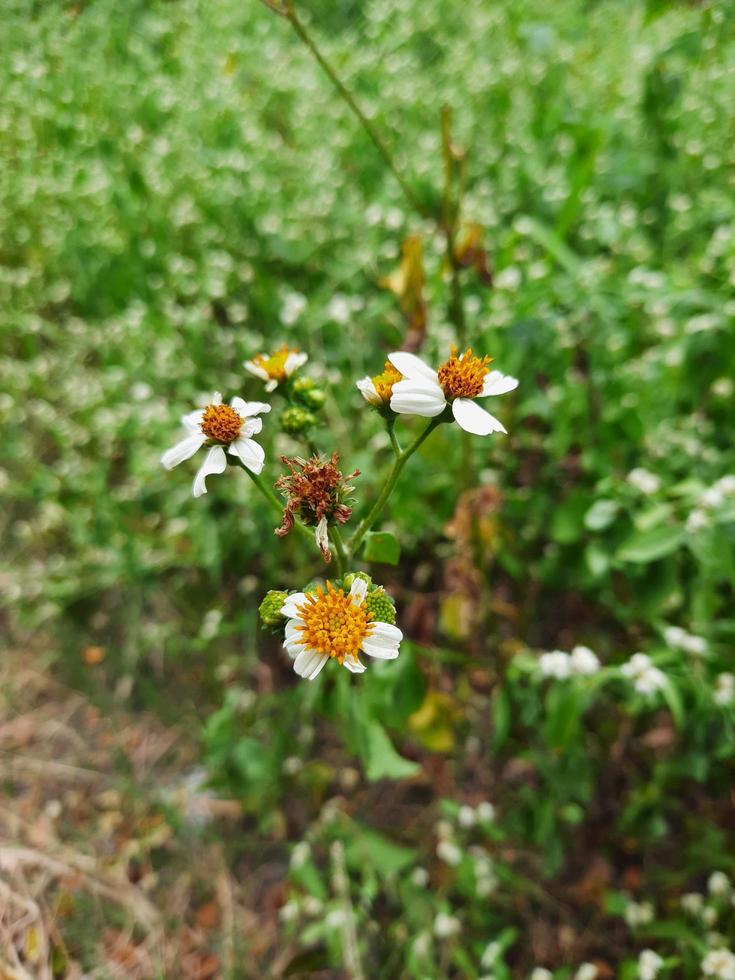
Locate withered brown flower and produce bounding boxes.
[275,453,359,561]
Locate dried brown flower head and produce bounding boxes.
[275,453,359,561]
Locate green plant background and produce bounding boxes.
[2,0,734,975]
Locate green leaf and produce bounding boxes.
[364,721,420,780]
[616,525,684,564]
[543,683,581,749]
[362,530,401,566]
[344,824,417,877]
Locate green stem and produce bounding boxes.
[283,4,431,220]
[349,418,441,555]
[330,526,348,576]
[386,417,402,457]
[238,462,313,543]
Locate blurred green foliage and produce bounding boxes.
[2,0,735,974]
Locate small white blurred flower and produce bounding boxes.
[663,625,707,657]
[716,475,735,495]
[638,949,663,980]
[303,896,323,916]
[539,650,572,679]
[686,508,709,533]
[570,645,601,676]
[327,294,351,324]
[714,674,735,707]
[575,964,598,980]
[436,819,453,839]
[279,900,300,922]
[621,653,666,695]
[709,872,731,897]
[280,291,307,325]
[625,900,654,927]
[495,265,522,290]
[703,906,719,927]
[701,486,726,509]
[702,948,735,979]
[477,801,496,823]
[481,941,501,967]
[681,892,704,914]
[530,970,554,980]
[628,468,661,495]
[434,912,461,938]
[411,867,430,887]
[290,841,311,869]
[161,392,270,496]
[244,344,307,391]
[458,805,477,828]
[325,908,347,929]
[437,839,462,867]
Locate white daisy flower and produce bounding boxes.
[161,392,270,497]
[570,645,601,676]
[638,949,663,980]
[621,653,666,695]
[356,360,403,407]
[539,650,572,679]
[387,346,518,436]
[244,344,308,392]
[280,578,402,680]
[714,673,735,706]
[702,948,735,979]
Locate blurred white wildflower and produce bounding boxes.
[625,900,654,927]
[280,291,307,325]
[715,674,735,707]
[663,625,707,657]
[279,900,300,922]
[703,906,719,927]
[621,653,666,695]
[411,867,430,887]
[575,964,599,980]
[325,908,347,929]
[434,912,461,938]
[290,841,310,869]
[709,872,731,897]
[682,892,704,914]
[437,839,462,867]
[244,344,307,392]
[702,948,735,979]
[530,970,554,980]
[481,941,501,968]
[539,650,572,679]
[303,896,323,916]
[686,508,709,533]
[570,645,601,676]
[458,805,477,828]
[638,949,663,980]
[628,468,661,494]
[495,266,522,290]
[327,294,351,324]
[477,801,496,823]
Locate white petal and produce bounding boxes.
[390,379,446,418]
[285,351,308,374]
[284,638,306,659]
[452,398,506,435]
[306,654,328,680]
[362,621,402,659]
[357,377,381,406]
[387,351,438,383]
[343,656,366,673]
[349,578,368,605]
[244,362,269,381]
[265,379,278,392]
[161,433,206,469]
[282,596,309,618]
[192,445,227,497]
[228,436,265,474]
[211,391,223,405]
[230,397,271,418]
[294,648,326,679]
[481,370,519,397]
[242,417,263,437]
[181,410,205,432]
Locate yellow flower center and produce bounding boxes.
[372,362,403,402]
[296,582,373,664]
[200,403,243,443]
[437,346,492,399]
[252,344,298,382]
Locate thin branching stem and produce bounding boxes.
[348,417,441,556]
[238,462,313,543]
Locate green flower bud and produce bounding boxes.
[258,590,287,628]
[365,587,396,625]
[343,571,372,590]
[280,406,317,434]
[292,376,327,411]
